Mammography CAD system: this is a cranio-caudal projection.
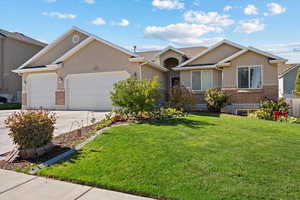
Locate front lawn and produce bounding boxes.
[39,114,300,200]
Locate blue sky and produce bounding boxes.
[0,0,299,63]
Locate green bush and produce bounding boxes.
[150,108,185,120]
[204,89,229,112]
[111,77,161,114]
[250,98,290,120]
[5,110,56,149]
[169,86,196,111]
[249,110,271,120]
[295,68,300,97]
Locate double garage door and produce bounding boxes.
[27,71,130,110]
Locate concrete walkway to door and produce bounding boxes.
[0,169,155,200]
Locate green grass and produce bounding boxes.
[39,114,300,200]
[0,103,21,110]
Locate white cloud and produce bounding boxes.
[91,17,106,25]
[84,0,95,4]
[152,0,184,10]
[244,4,258,15]
[183,11,234,27]
[112,19,130,27]
[193,0,200,7]
[224,5,232,12]
[144,23,223,45]
[259,42,300,63]
[235,19,265,34]
[266,3,286,16]
[42,12,76,19]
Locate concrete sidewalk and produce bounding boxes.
[0,170,155,200]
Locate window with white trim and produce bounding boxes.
[192,70,213,91]
[237,66,262,89]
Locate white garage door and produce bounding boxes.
[27,73,57,109]
[66,71,130,110]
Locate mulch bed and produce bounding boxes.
[0,124,98,171]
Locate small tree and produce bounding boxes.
[295,68,300,97]
[204,89,229,113]
[169,86,196,111]
[111,77,161,114]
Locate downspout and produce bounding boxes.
[0,37,4,91]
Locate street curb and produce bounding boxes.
[29,126,109,174]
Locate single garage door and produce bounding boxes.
[66,71,130,110]
[27,73,57,109]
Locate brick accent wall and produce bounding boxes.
[222,86,278,104]
[22,93,27,106]
[193,85,278,105]
[55,90,65,106]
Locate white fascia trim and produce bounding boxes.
[142,61,169,72]
[177,39,246,68]
[173,65,216,71]
[217,47,287,67]
[217,49,248,65]
[18,28,80,69]
[52,36,94,64]
[279,64,300,78]
[154,46,186,58]
[12,64,62,74]
[248,46,285,60]
[129,57,146,63]
[72,26,140,58]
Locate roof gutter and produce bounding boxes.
[172,65,217,71]
[269,59,288,64]
[12,63,63,74]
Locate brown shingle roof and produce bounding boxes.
[136,46,207,61]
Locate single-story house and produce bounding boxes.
[279,64,300,98]
[0,29,46,102]
[14,26,287,113]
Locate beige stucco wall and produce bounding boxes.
[30,31,88,66]
[57,39,140,90]
[141,64,167,89]
[189,43,241,65]
[223,51,278,88]
[1,38,44,100]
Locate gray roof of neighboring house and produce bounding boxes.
[0,29,47,47]
[279,63,300,78]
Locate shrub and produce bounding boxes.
[5,110,56,150]
[150,108,185,120]
[295,68,300,97]
[111,77,161,114]
[249,110,271,120]
[169,86,196,111]
[250,98,290,120]
[204,89,229,112]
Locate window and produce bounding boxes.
[238,66,262,89]
[192,71,201,91]
[192,70,213,91]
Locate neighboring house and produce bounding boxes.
[279,64,300,98]
[0,29,46,103]
[14,27,287,113]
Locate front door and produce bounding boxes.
[171,77,180,88]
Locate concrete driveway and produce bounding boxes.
[0,110,107,157]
